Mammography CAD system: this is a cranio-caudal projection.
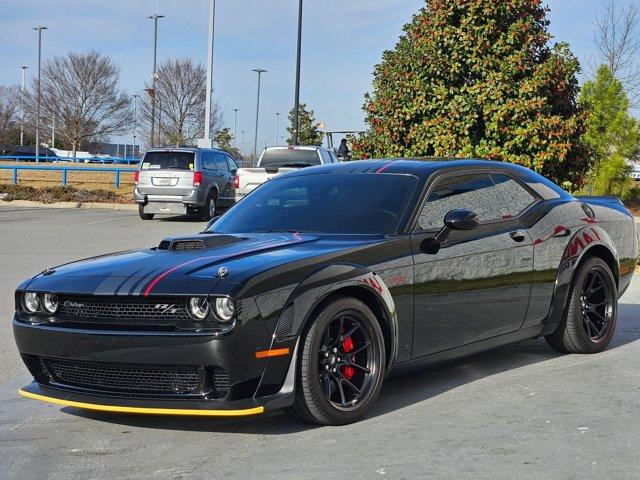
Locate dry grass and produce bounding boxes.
[0,160,135,200]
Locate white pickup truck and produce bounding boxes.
[234,145,340,202]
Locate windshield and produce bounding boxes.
[259,148,321,168]
[210,173,417,235]
[141,151,195,170]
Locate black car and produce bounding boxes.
[13,159,638,425]
[1,145,59,161]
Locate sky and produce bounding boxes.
[0,0,634,155]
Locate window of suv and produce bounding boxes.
[142,151,195,170]
[416,173,513,230]
[226,155,238,173]
[201,151,216,170]
[214,152,229,171]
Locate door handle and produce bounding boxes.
[509,230,527,243]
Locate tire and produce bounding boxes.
[138,205,154,220]
[545,257,618,354]
[200,192,217,221]
[286,295,386,425]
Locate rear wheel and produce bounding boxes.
[545,257,618,354]
[286,296,385,425]
[138,205,154,220]
[200,192,217,221]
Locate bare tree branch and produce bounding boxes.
[593,0,640,106]
[138,58,221,147]
[0,85,20,146]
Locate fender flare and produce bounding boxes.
[546,225,619,326]
[273,263,399,371]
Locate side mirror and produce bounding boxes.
[420,209,479,255]
[443,209,479,231]
[206,215,221,230]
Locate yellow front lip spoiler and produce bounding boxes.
[19,389,265,417]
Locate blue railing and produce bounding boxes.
[0,165,137,188]
[0,155,140,165]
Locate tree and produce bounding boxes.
[213,127,242,159]
[352,0,589,187]
[580,65,639,196]
[593,0,640,107]
[286,103,323,146]
[0,85,20,146]
[24,51,130,157]
[139,58,221,147]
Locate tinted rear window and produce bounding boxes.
[141,152,195,170]
[259,149,320,168]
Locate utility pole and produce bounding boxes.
[233,108,239,148]
[292,0,303,146]
[20,66,28,146]
[252,68,267,159]
[148,14,164,148]
[132,94,139,158]
[33,26,47,161]
[275,112,280,146]
[204,0,216,141]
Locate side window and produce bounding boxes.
[201,152,216,170]
[320,150,331,164]
[490,174,537,218]
[214,153,229,172]
[417,173,511,230]
[329,151,340,163]
[226,155,238,173]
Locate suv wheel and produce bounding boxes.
[138,205,154,220]
[200,192,217,221]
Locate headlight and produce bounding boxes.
[214,297,235,322]
[42,293,59,313]
[24,292,40,313]
[188,297,210,320]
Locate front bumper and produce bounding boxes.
[13,318,298,416]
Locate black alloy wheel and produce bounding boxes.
[286,295,385,425]
[545,256,618,354]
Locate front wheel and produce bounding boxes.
[545,257,618,354]
[286,296,386,425]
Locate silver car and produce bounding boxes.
[133,148,238,220]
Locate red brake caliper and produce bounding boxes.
[341,335,355,380]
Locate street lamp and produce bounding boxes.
[20,66,28,147]
[233,108,239,148]
[293,0,303,146]
[33,25,47,161]
[275,112,281,146]
[204,0,216,141]
[147,14,164,148]
[252,68,267,159]
[132,94,139,159]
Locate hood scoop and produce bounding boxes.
[158,234,246,251]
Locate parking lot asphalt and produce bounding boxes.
[1,205,640,479]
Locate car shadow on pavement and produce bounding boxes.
[63,303,640,434]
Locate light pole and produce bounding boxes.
[292,0,303,146]
[252,68,267,159]
[148,14,164,148]
[233,108,239,148]
[33,25,47,161]
[20,66,28,146]
[132,94,139,159]
[204,0,216,141]
[275,112,280,146]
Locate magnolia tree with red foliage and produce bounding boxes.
[352,0,590,187]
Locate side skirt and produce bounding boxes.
[390,324,546,376]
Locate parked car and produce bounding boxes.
[234,145,339,202]
[133,147,238,220]
[13,159,638,425]
[1,145,59,161]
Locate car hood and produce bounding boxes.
[23,232,336,296]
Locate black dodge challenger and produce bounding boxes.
[13,159,639,425]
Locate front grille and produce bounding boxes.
[58,295,190,321]
[42,358,201,394]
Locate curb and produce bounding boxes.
[0,200,137,211]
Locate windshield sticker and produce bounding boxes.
[189,163,194,170]
[141,162,150,169]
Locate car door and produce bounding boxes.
[411,170,536,358]
[213,152,233,202]
[200,151,217,198]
